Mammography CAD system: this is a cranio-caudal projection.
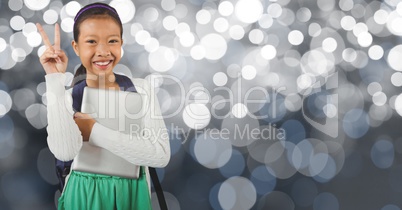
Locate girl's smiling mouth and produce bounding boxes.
[93,60,113,70]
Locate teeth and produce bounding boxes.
[95,61,110,66]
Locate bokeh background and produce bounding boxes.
[1,0,402,209]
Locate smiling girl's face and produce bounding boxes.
[72,16,122,83]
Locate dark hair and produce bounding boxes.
[72,2,123,86]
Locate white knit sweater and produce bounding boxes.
[45,73,170,188]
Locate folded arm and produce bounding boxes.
[88,79,171,167]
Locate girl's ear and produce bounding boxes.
[71,40,79,56]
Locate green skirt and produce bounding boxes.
[58,167,151,210]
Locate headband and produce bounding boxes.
[74,4,118,22]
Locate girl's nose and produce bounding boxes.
[96,44,110,56]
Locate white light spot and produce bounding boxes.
[389,15,402,35]
[183,103,211,129]
[267,3,282,18]
[353,22,368,37]
[218,177,257,209]
[229,25,245,40]
[148,46,176,72]
[296,7,311,22]
[232,103,248,118]
[339,0,353,11]
[394,94,402,116]
[110,0,136,24]
[22,22,37,37]
[161,0,176,11]
[12,48,26,62]
[322,38,337,52]
[373,92,387,106]
[179,31,195,47]
[144,38,159,53]
[367,82,382,96]
[391,72,402,87]
[200,33,227,60]
[163,16,178,31]
[317,0,335,11]
[25,103,47,129]
[288,30,304,45]
[24,0,50,11]
[241,65,257,80]
[324,104,337,118]
[235,0,263,23]
[213,72,228,87]
[387,45,402,71]
[135,30,151,45]
[219,1,234,17]
[27,32,41,47]
[309,23,322,37]
[175,22,190,37]
[0,91,12,117]
[368,45,384,60]
[374,10,389,25]
[258,14,273,29]
[285,93,302,112]
[340,15,356,31]
[144,7,160,22]
[261,45,276,60]
[130,23,143,36]
[214,17,229,33]
[190,45,206,60]
[10,16,25,31]
[196,9,211,25]
[65,1,81,17]
[357,32,373,47]
[397,2,402,15]
[301,49,334,76]
[342,48,357,62]
[249,29,264,45]
[43,9,59,24]
[8,0,23,11]
[297,74,313,90]
[60,18,74,33]
[0,38,7,53]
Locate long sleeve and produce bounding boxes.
[88,78,170,168]
[45,73,83,161]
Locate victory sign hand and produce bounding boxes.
[36,23,68,74]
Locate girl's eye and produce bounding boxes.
[86,40,96,44]
[109,40,119,43]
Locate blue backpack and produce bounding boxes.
[55,74,167,209]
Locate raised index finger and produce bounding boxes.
[54,23,60,51]
[36,23,53,49]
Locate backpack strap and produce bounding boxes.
[72,79,87,112]
[114,73,137,92]
[149,167,168,210]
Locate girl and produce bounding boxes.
[37,2,170,209]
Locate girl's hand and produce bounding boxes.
[74,112,96,142]
[36,23,68,74]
